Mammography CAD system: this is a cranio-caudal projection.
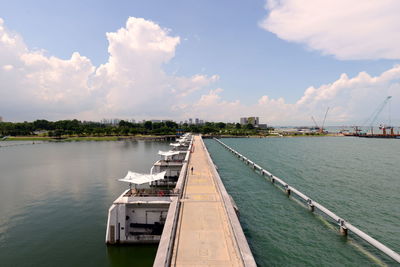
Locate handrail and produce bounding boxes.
[153,136,193,267]
[213,138,400,264]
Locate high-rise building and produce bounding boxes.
[195,118,199,124]
[240,117,248,125]
[189,118,193,124]
[0,116,3,122]
[240,117,259,126]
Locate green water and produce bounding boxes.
[0,140,171,267]
[1,138,399,266]
[204,137,400,266]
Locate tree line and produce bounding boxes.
[0,119,270,137]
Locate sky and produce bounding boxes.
[0,0,400,126]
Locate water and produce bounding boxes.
[1,138,399,266]
[0,140,171,267]
[204,137,400,266]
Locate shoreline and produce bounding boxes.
[1,135,173,142]
[0,133,344,142]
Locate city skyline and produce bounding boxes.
[1,1,400,125]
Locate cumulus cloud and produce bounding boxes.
[0,17,217,121]
[0,18,96,118]
[175,66,400,125]
[1,16,400,125]
[260,0,400,60]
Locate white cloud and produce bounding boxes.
[175,65,400,125]
[1,16,399,125]
[2,64,13,71]
[0,19,97,118]
[260,0,400,60]
[172,74,219,97]
[0,17,217,121]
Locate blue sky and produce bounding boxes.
[1,0,400,125]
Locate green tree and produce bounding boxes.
[165,120,178,128]
[33,119,52,130]
[144,121,153,130]
[245,123,254,130]
[216,122,226,129]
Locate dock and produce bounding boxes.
[154,136,256,266]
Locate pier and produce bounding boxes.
[214,138,400,264]
[154,136,256,266]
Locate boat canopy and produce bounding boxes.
[118,171,166,185]
[158,150,180,157]
[170,143,182,147]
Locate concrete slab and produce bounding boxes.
[171,136,245,267]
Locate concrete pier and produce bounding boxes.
[154,136,256,267]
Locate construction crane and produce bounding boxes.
[362,96,392,135]
[310,107,330,133]
[311,116,319,130]
[320,107,330,133]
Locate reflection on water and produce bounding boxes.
[107,245,158,266]
[0,140,170,267]
[0,140,44,147]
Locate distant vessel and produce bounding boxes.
[345,96,400,139]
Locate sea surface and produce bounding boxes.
[1,137,399,266]
[0,140,170,267]
[204,137,400,266]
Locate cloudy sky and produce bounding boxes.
[1,0,399,125]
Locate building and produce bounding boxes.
[240,117,259,126]
[195,118,199,125]
[188,118,193,124]
[258,124,268,129]
[0,116,3,122]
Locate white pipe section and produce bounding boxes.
[289,187,310,202]
[346,223,400,263]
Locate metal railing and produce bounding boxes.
[153,136,193,267]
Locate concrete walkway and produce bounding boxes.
[171,136,245,267]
